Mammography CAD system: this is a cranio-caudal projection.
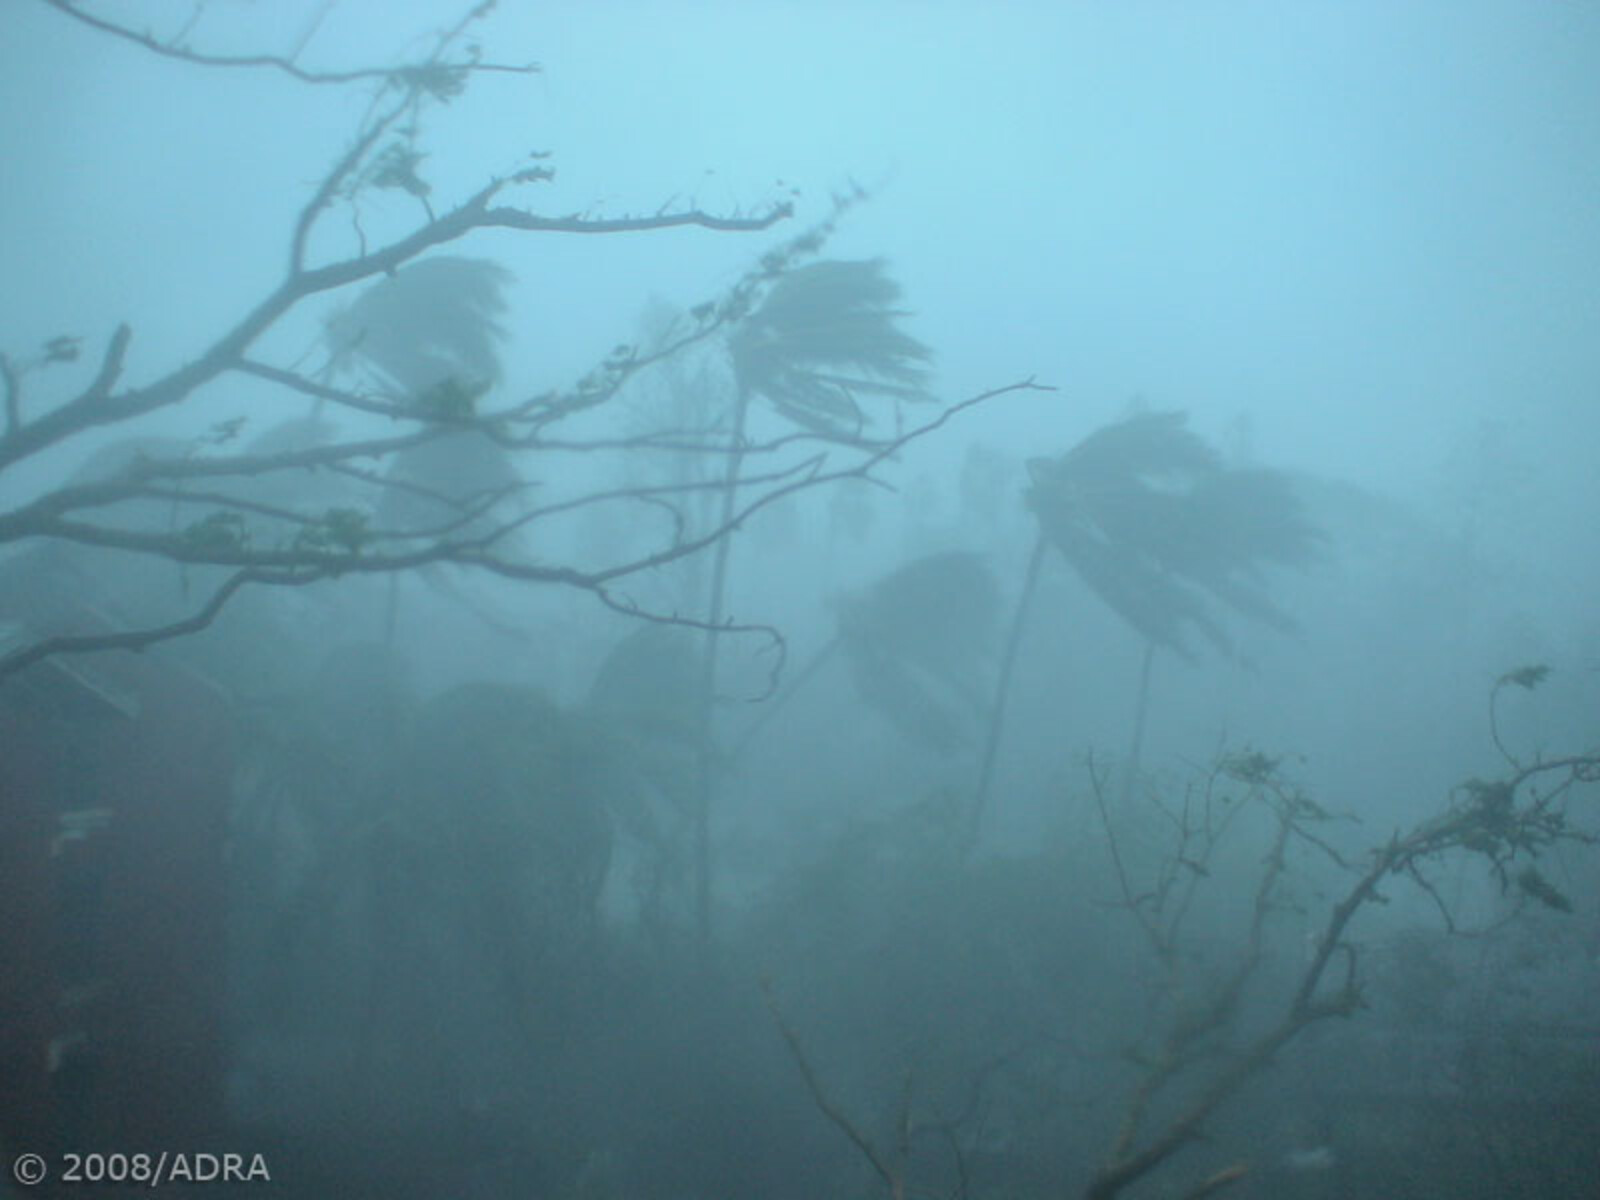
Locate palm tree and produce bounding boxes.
[319,256,528,640]
[731,550,1000,758]
[969,412,1321,842]
[323,255,512,400]
[725,259,934,435]
[692,258,934,940]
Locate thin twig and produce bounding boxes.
[40,0,537,86]
[762,978,905,1200]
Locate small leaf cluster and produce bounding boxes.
[367,143,431,198]
[1219,748,1280,787]
[293,508,374,557]
[180,511,250,554]
[415,375,490,420]
[1451,776,1578,912]
[1498,664,1551,692]
[389,63,471,103]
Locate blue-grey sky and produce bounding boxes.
[6,2,1598,500]
[2,0,1595,609]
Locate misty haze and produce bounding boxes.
[1,3,1597,1199]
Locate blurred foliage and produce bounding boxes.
[728,259,933,435]
[377,429,525,538]
[292,508,373,557]
[1219,747,1281,787]
[323,256,511,400]
[1515,865,1573,913]
[1498,664,1551,692]
[180,509,250,553]
[390,62,472,103]
[588,623,703,753]
[585,624,703,931]
[400,682,614,933]
[835,551,1000,749]
[415,374,491,419]
[1027,411,1323,657]
[365,142,431,198]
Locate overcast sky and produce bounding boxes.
[4,1,1597,529]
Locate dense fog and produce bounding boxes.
[1,3,1596,1198]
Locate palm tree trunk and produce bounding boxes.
[966,532,1048,851]
[1119,640,1157,807]
[693,388,752,943]
[383,572,400,646]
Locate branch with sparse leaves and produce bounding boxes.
[1082,676,1598,1200]
[0,375,1044,687]
[39,0,536,88]
[6,1,797,474]
[0,181,792,473]
[0,4,815,684]
[763,977,998,1200]
[2,5,1047,726]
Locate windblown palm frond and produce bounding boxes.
[835,551,999,748]
[324,256,512,399]
[585,623,701,845]
[728,259,933,434]
[378,430,526,539]
[1027,412,1322,656]
[588,623,702,750]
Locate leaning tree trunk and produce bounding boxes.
[1118,640,1158,806]
[692,387,752,943]
[966,532,1048,851]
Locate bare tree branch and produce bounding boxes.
[0,566,324,678]
[39,0,537,87]
[0,183,789,473]
[1,3,1026,736]
[1083,747,1600,1200]
[763,977,907,1200]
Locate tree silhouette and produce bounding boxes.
[732,550,1001,758]
[0,4,806,683]
[727,258,935,435]
[691,257,937,940]
[0,8,1017,693]
[1027,413,1318,651]
[970,412,1322,841]
[323,256,513,401]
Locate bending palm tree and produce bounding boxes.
[730,550,999,759]
[319,256,527,641]
[693,259,933,940]
[968,412,1321,844]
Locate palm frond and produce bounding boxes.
[1028,412,1322,654]
[835,551,999,747]
[1039,512,1231,657]
[1182,469,1324,570]
[324,256,512,398]
[587,623,702,748]
[1052,410,1219,492]
[728,259,933,433]
[378,430,526,537]
[838,551,998,673]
